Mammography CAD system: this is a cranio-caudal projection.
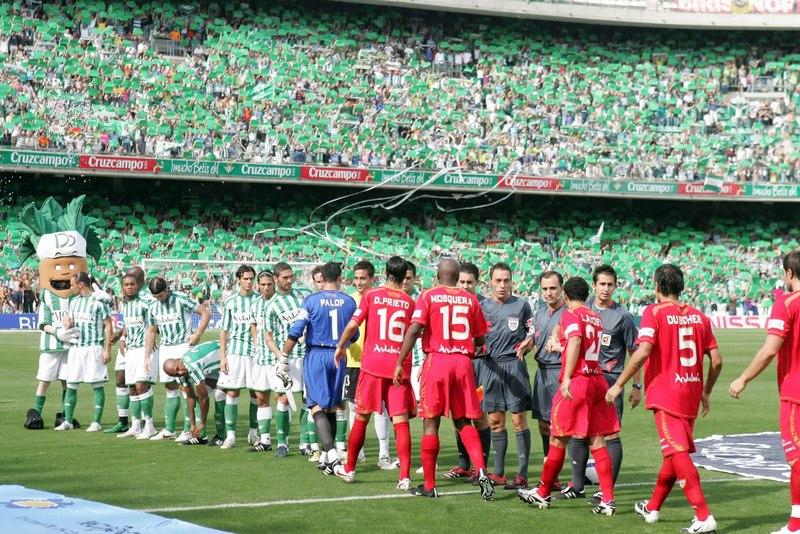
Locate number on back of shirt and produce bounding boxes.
[439,305,469,341]
[678,326,697,367]
[377,308,406,343]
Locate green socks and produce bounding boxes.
[116,387,129,423]
[307,412,318,446]
[92,386,105,424]
[129,395,141,421]
[214,400,226,436]
[275,402,290,445]
[164,391,181,433]
[33,394,45,414]
[299,407,309,445]
[249,398,258,431]
[140,391,154,420]
[224,397,239,433]
[257,406,272,435]
[63,388,77,422]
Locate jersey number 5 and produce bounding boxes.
[678,326,697,367]
[439,305,469,341]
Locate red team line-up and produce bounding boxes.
[327,252,800,534]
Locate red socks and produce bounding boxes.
[648,456,676,511]
[590,446,615,504]
[420,434,440,491]
[789,461,800,531]
[458,425,486,473]
[394,421,411,480]
[345,418,368,473]
[537,444,566,498]
[671,452,710,521]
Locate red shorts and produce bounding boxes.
[418,353,482,420]
[654,410,696,457]
[780,400,800,462]
[353,371,417,418]
[550,374,619,438]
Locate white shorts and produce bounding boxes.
[248,359,271,392]
[124,346,156,385]
[411,364,421,401]
[66,345,108,384]
[157,343,187,383]
[37,350,68,382]
[266,358,303,393]
[114,347,126,372]
[217,353,249,390]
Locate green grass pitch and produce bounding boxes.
[0,330,789,533]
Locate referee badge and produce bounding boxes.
[507,317,519,331]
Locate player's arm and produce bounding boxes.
[700,347,723,416]
[606,342,653,404]
[283,306,310,357]
[335,319,360,367]
[144,324,158,373]
[729,334,784,398]
[102,315,113,364]
[394,322,423,384]
[628,348,643,408]
[190,301,211,344]
[219,327,229,373]
[559,336,581,399]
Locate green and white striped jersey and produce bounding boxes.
[121,295,150,348]
[148,291,199,346]
[37,290,73,352]
[252,295,273,365]
[178,341,221,388]
[221,292,257,357]
[266,288,311,359]
[69,294,111,347]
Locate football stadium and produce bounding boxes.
[1,0,800,532]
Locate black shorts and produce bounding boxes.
[480,358,532,413]
[531,366,561,422]
[342,366,360,402]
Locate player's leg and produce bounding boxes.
[57,383,79,431]
[778,400,800,533]
[635,454,674,523]
[247,358,273,452]
[119,350,142,437]
[105,349,129,433]
[134,382,157,438]
[86,346,108,432]
[248,392,259,446]
[274,392,291,456]
[786,459,800,533]
[374,403,397,469]
[343,412,370,477]
[342,370,373,477]
[565,436,590,497]
[26,379,49,429]
[221,389,240,449]
[584,434,615,512]
[488,411,508,484]
[414,416,441,496]
[209,386,226,446]
[510,411,531,489]
[30,350,60,428]
[386,373,415,488]
[603,375,625,485]
[336,405,348,457]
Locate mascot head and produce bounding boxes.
[17,195,102,299]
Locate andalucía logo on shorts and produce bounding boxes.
[3,498,72,509]
[507,317,519,331]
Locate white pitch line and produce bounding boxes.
[141,477,753,514]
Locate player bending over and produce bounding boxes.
[162,341,226,445]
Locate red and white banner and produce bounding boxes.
[678,182,744,196]
[300,166,371,183]
[78,155,159,173]
[498,176,562,191]
[709,315,768,329]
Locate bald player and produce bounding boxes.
[395,259,493,500]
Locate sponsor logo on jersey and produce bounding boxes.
[674,373,702,384]
[3,498,72,509]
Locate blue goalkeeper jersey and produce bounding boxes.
[289,289,358,349]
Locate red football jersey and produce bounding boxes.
[352,287,415,379]
[769,291,800,403]
[637,301,718,419]
[412,286,488,357]
[558,305,603,381]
